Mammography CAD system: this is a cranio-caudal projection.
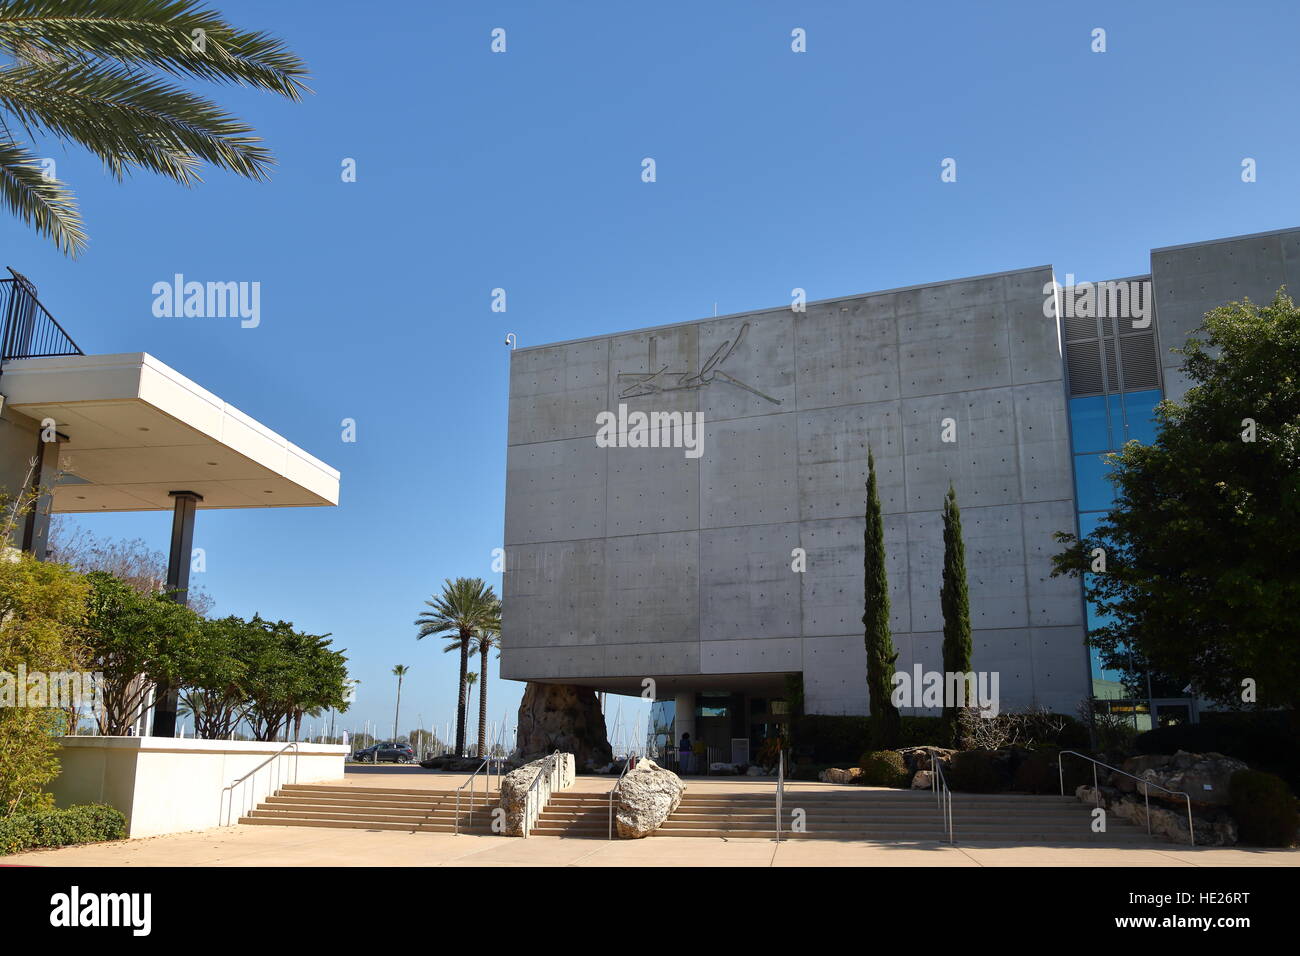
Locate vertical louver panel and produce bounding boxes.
[1119,333,1161,390]
[1066,339,1105,395]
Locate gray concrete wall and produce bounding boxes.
[503,266,1092,716]
[1150,228,1300,401]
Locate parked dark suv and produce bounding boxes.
[352,742,415,764]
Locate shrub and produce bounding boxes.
[792,715,871,764]
[857,750,909,788]
[898,716,948,748]
[1229,770,1298,847]
[0,804,126,855]
[1011,750,1057,794]
[948,749,1003,793]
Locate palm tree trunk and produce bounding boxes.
[393,673,403,741]
[478,643,489,758]
[456,634,469,756]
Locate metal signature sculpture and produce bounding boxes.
[616,321,781,405]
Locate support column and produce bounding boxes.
[21,427,64,559]
[673,690,695,771]
[150,490,201,738]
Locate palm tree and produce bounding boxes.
[470,629,500,759]
[415,578,500,757]
[0,0,310,255]
[391,665,409,742]
[462,671,478,751]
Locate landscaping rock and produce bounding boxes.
[710,762,741,774]
[615,759,685,838]
[1116,754,1167,792]
[911,770,933,789]
[897,746,956,774]
[499,753,575,836]
[1075,777,1239,845]
[819,768,862,785]
[1134,751,1247,807]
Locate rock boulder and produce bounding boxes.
[819,768,862,785]
[499,753,576,836]
[1133,751,1247,807]
[615,759,685,838]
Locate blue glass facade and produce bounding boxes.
[1068,388,1163,705]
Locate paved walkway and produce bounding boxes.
[6,825,1297,868]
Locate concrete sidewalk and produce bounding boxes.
[6,825,1298,867]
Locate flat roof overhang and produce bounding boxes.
[0,352,339,513]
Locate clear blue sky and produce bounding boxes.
[6,0,1298,740]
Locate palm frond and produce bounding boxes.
[0,137,85,254]
[0,0,310,99]
[0,60,274,182]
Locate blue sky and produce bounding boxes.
[6,0,1299,741]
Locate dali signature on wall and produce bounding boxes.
[616,322,782,405]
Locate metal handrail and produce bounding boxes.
[775,749,786,842]
[607,754,636,840]
[930,750,954,845]
[0,270,82,361]
[220,741,298,825]
[453,754,497,836]
[521,750,562,839]
[1058,750,1195,846]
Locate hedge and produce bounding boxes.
[1229,770,1298,847]
[0,804,127,856]
[1137,714,1300,793]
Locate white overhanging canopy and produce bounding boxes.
[1,352,339,513]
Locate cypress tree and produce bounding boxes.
[940,483,972,745]
[863,448,900,748]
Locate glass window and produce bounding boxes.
[1121,389,1163,445]
[1069,395,1112,453]
[1073,454,1115,511]
[1077,511,1106,540]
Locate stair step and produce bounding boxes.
[241,815,492,834]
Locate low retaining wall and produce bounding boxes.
[51,736,348,838]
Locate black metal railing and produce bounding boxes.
[0,268,83,361]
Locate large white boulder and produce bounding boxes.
[499,753,575,836]
[615,759,685,838]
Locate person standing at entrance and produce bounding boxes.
[679,732,692,774]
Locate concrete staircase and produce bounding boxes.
[537,787,1160,844]
[239,783,499,834]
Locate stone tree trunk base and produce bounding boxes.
[514,682,612,769]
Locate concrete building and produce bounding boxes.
[500,227,1300,758]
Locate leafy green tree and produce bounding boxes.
[0,551,89,815]
[940,484,972,743]
[0,0,309,254]
[415,578,501,757]
[863,449,900,748]
[83,571,203,735]
[240,616,348,741]
[177,615,250,739]
[1053,290,1300,714]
